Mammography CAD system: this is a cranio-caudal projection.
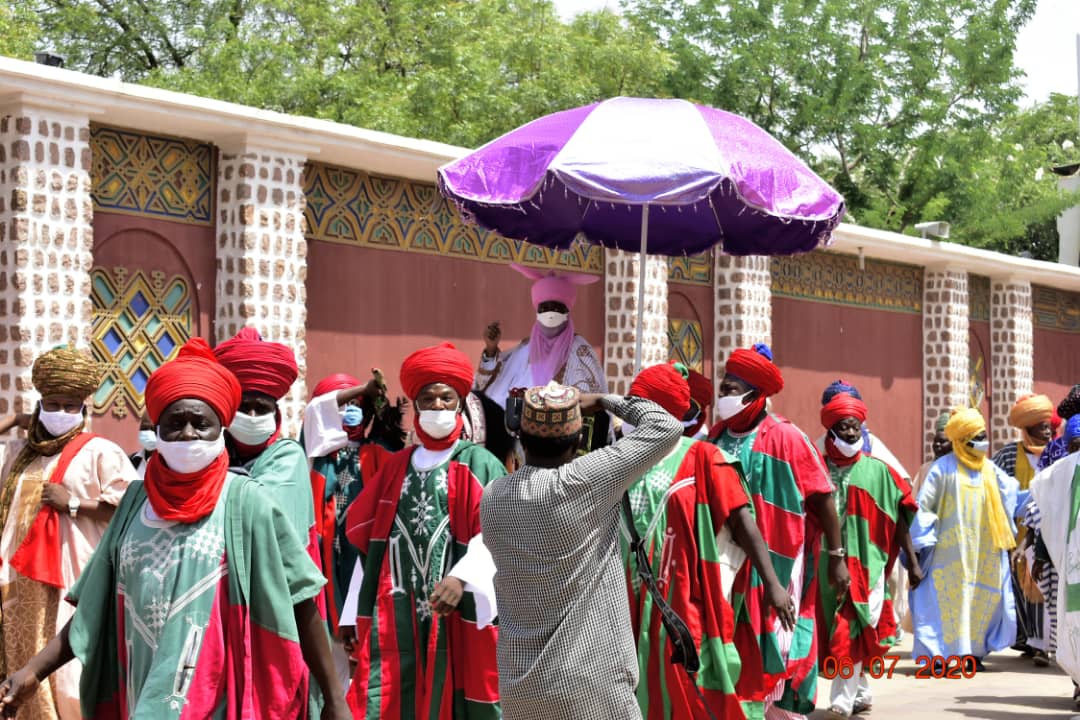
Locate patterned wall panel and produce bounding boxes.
[90,267,193,418]
[668,318,704,373]
[90,125,214,225]
[1033,284,1080,333]
[303,162,603,273]
[668,252,712,285]
[770,251,922,313]
[969,275,991,323]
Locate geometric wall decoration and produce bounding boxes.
[668,318,705,373]
[770,250,923,314]
[969,274,991,323]
[1032,284,1080,333]
[668,252,713,285]
[89,267,193,418]
[90,125,215,225]
[302,162,603,274]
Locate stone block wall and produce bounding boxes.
[0,107,93,414]
[604,248,668,394]
[713,253,772,391]
[923,268,969,456]
[989,278,1034,448]
[215,148,309,434]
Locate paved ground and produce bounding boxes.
[810,636,1077,719]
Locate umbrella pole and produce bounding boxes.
[634,205,649,375]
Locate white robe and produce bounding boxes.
[476,334,608,407]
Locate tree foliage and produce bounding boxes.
[0,4,40,59]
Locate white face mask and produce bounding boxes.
[228,412,277,446]
[38,407,85,437]
[155,431,226,474]
[968,439,990,454]
[715,392,753,421]
[418,409,459,439]
[138,430,157,452]
[536,311,569,329]
[831,432,863,458]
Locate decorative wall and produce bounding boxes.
[90,267,192,418]
[90,125,214,225]
[713,253,771,392]
[1033,284,1080,333]
[771,251,922,313]
[303,162,603,274]
[605,249,669,393]
[668,318,704,372]
[667,252,712,286]
[990,279,1034,447]
[922,269,970,457]
[969,275,991,323]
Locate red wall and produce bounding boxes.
[305,242,606,404]
[90,213,217,451]
[771,297,924,475]
[1034,327,1080,407]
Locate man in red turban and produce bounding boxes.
[301,370,401,687]
[0,338,349,719]
[344,342,506,718]
[685,369,714,438]
[707,343,845,718]
[626,363,795,719]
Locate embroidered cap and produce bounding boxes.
[521,381,582,438]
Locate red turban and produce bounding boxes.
[313,373,361,398]
[724,344,784,397]
[145,338,242,426]
[631,363,691,419]
[820,394,868,430]
[399,342,474,401]
[687,370,714,410]
[213,327,298,400]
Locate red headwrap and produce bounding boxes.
[145,338,242,426]
[630,363,691,419]
[709,344,782,436]
[313,373,362,398]
[400,343,474,450]
[687,370,714,410]
[820,394,868,430]
[143,338,241,523]
[213,327,298,400]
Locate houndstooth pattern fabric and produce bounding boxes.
[480,395,682,720]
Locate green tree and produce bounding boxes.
[625,0,1078,256]
[0,4,41,59]
[32,0,670,148]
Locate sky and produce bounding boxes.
[554,0,1080,105]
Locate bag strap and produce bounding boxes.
[621,493,719,720]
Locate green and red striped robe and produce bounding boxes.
[713,414,832,716]
[622,437,752,720]
[345,441,503,719]
[817,454,916,667]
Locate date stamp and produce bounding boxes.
[820,655,977,680]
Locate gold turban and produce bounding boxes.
[944,407,985,447]
[1008,394,1054,453]
[944,406,1015,551]
[31,345,103,398]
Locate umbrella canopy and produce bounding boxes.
[438,96,844,256]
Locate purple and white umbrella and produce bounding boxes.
[438,97,844,370]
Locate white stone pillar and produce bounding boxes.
[989,277,1034,448]
[215,141,308,434]
[922,267,970,458]
[0,101,93,415]
[713,253,772,392]
[604,248,668,394]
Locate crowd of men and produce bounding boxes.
[0,266,1077,720]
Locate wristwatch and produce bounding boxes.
[67,495,81,518]
[827,547,846,558]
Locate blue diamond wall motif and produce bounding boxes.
[90,268,193,418]
[667,318,704,373]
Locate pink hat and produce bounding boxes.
[510,263,599,310]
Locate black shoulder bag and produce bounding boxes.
[621,494,720,720]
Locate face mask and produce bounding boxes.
[155,432,225,474]
[536,311,569,329]
[38,407,84,437]
[715,392,753,421]
[138,430,157,452]
[227,412,277,446]
[831,432,863,458]
[341,405,364,428]
[968,439,990,454]
[418,409,459,439]
[621,422,636,436]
